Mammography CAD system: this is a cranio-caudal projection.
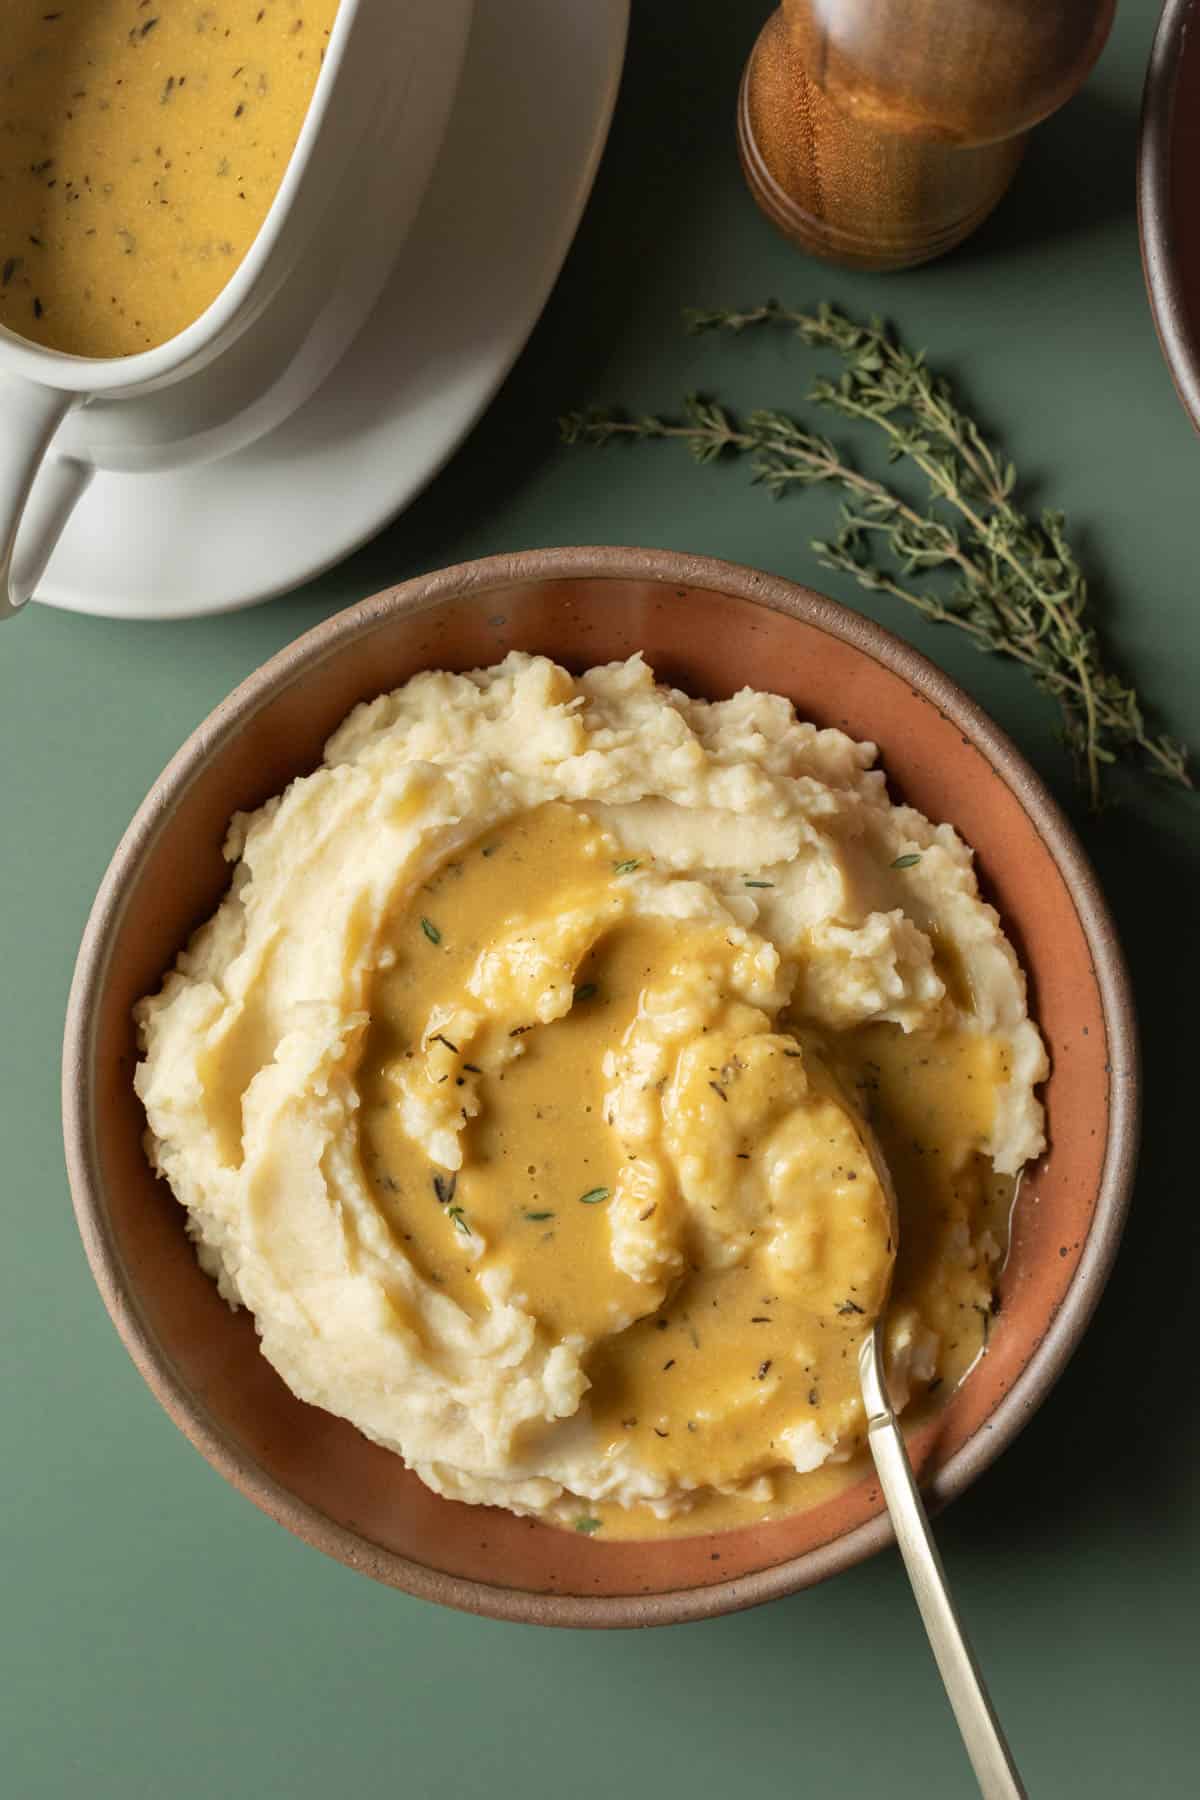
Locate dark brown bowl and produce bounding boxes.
[62,548,1136,1627]
[1139,0,1200,431]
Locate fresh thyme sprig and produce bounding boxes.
[560,302,1190,807]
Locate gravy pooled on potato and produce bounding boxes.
[135,654,1047,1537]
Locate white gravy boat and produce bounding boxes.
[0,0,472,620]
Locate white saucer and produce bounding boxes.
[34,0,629,621]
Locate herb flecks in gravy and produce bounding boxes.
[358,802,1008,1539]
[0,1,338,357]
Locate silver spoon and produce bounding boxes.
[859,1318,1027,1798]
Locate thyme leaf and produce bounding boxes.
[578,1186,611,1205]
[891,853,922,870]
[419,916,441,946]
[575,1516,603,1534]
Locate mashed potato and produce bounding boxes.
[135,654,1047,1536]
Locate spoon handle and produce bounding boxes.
[859,1330,1028,1800]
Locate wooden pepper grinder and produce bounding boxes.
[738,0,1115,271]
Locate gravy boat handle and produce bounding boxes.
[0,374,81,621]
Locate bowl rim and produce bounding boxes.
[1138,0,1200,433]
[62,545,1138,1628]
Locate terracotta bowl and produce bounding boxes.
[63,548,1136,1627]
[1139,0,1200,432]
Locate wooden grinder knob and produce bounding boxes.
[738,0,1116,271]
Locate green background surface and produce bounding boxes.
[3,2,1197,1794]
